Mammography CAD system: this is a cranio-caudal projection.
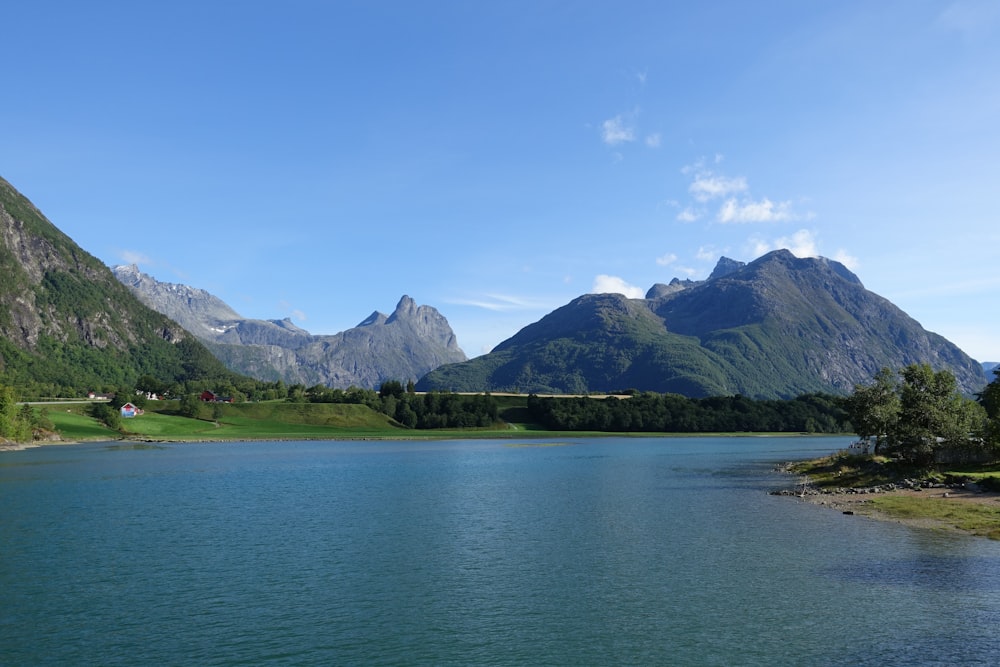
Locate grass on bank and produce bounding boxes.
[790,452,1000,491]
[865,495,1000,540]
[791,452,1000,540]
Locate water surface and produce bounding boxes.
[2,437,998,665]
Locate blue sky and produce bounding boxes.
[3,1,998,362]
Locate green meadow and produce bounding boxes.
[45,399,533,442]
[40,396,762,443]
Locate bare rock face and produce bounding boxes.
[114,266,467,389]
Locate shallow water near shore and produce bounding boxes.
[2,436,1000,666]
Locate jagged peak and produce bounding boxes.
[646,279,696,300]
[394,294,417,315]
[357,311,387,327]
[708,256,746,280]
[744,250,864,287]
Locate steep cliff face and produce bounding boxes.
[419,250,986,398]
[0,177,234,391]
[114,266,467,389]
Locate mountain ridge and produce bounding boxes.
[418,250,985,398]
[114,265,467,389]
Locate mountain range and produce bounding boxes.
[113,264,467,389]
[417,250,986,399]
[0,177,236,394]
[0,174,988,401]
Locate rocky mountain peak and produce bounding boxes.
[708,256,747,280]
[388,295,418,322]
[114,268,466,388]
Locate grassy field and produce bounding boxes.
[43,400,535,442]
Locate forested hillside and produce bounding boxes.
[0,177,242,396]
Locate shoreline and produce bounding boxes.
[773,462,1000,538]
[803,488,1000,538]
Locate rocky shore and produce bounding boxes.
[769,476,980,498]
[772,462,1000,536]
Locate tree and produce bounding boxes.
[0,385,32,442]
[845,367,900,454]
[979,369,1000,449]
[179,393,200,419]
[379,380,405,399]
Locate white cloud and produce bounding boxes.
[751,229,836,260]
[832,249,860,270]
[676,207,701,223]
[690,174,748,202]
[645,133,661,148]
[750,238,772,257]
[696,246,718,262]
[781,229,820,257]
[656,253,678,266]
[674,265,699,277]
[679,156,812,225]
[291,309,307,321]
[602,115,635,145]
[717,197,796,223]
[749,233,859,271]
[592,275,645,298]
[118,249,151,265]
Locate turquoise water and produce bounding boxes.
[2,437,999,666]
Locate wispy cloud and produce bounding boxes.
[645,132,661,148]
[676,206,701,223]
[832,249,860,270]
[446,293,553,312]
[748,230,859,269]
[689,174,748,202]
[718,197,796,223]
[592,275,645,298]
[601,115,635,145]
[696,245,718,262]
[655,253,678,266]
[751,229,817,257]
[117,249,152,266]
[679,157,811,224]
[278,300,307,321]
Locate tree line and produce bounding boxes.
[7,363,999,448]
[305,380,499,429]
[846,363,999,465]
[0,385,55,442]
[525,391,848,433]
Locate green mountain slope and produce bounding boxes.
[418,250,986,398]
[0,177,239,395]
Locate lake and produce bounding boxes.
[2,437,999,666]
